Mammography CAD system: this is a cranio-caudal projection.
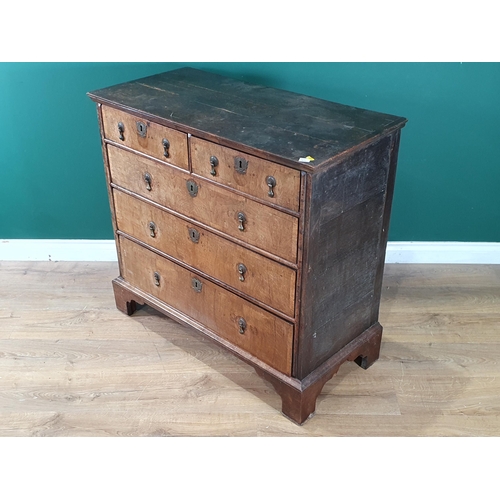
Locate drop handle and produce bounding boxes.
[237,263,247,282]
[238,317,247,334]
[237,212,246,232]
[162,138,170,158]
[144,172,152,191]
[149,221,157,238]
[210,155,218,176]
[153,272,161,287]
[266,176,276,198]
[117,122,125,141]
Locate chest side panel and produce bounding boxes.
[296,134,396,378]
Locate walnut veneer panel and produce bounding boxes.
[102,105,189,169]
[190,137,301,212]
[119,236,293,375]
[107,144,299,263]
[113,189,296,317]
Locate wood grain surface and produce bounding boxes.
[88,67,407,169]
[107,145,299,263]
[190,136,301,211]
[113,189,296,317]
[102,105,189,169]
[119,237,293,375]
[296,134,393,377]
[1,261,499,436]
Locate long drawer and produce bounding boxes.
[102,106,189,169]
[108,144,299,263]
[113,189,296,317]
[119,236,293,375]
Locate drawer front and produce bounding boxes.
[191,137,301,212]
[114,189,296,317]
[108,145,299,263]
[119,236,293,375]
[102,105,189,169]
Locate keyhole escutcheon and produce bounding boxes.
[234,156,248,174]
[191,278,203,293]
[136,121,147,138]
[186,180,198,197]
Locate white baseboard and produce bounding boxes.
[0,240,118,262]
[1,240,499,264]
[386,242,500,264]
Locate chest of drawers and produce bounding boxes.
[88,68,406,424]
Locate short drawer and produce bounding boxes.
[191,137,301,212]
[108,145,299,263]
[102,105,189,169]
[119,236,293,375]
[114,189,296,317]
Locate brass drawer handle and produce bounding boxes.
[237,263,247,282]
[149,221,156,238]
[237,212,246,231]
[210,156,218,176]
[117,122,125,141]
[153,272,161,287]
[238,317,247,334]
[162,138,170,158]
[266,176,276,198]
[144,172,152,191]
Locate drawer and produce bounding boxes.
[108,145,299,263]
[101,105,189,169]
[119,236,293,375]
[191,137,301,212]
[114,189,296,317]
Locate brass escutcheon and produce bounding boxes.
[191,278,203,292]
[136,121,147,138]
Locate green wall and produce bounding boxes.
[1,62,499,241]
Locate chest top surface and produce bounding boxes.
[88,67,406,170]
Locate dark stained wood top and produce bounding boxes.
[88,67,407,170]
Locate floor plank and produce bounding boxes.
[1,261,499,436]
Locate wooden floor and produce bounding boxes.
[0,261,499,436]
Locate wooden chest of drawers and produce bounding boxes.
[88,68,406,424]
